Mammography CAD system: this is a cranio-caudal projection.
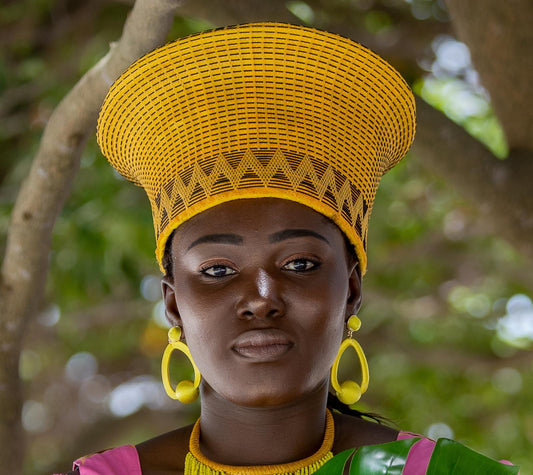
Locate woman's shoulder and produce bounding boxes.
[53,424,194,475]
[331,412,399,452]
[52,445,141,475]
[136,423,194,474]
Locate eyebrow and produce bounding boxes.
[186,233,243,251]
[268,229,330,245]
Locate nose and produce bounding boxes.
[236,269,285,320]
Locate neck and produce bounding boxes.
[197,381,330,466]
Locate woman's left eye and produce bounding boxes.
[282,258,319,272]
[201,265,237,277]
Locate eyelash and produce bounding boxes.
[200,263,237,278]
[199,257,321,278]
[282,257,321,272]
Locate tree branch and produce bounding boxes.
[177,0,297,25]
[445,0,533,150]
[412,97,533,261]
[0,1,182,473]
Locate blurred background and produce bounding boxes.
[1,0,532,473]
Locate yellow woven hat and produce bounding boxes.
[97,22,415,274]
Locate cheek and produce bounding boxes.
[173,275,230,332]
[179,315,231,387]
[297,294,345,365]
[316,317,344,364]
[173,296,219,360]
[176,297,220,347]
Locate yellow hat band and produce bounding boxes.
[97,23,416,274]
[154,147,369,273]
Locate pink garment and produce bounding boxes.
[72,445,141,474]
[398,431,436,474]
[55,432,514,474]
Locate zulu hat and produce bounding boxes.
[97,22,416,274]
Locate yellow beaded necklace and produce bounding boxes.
[185,409,335,475]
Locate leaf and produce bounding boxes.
[349,438,420,475]
[314,438,420,475]
[426,438,520,475]
[314,449,354,474]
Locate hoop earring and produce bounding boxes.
[330,315,369,405]
[161,326,201,403]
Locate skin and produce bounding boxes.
[136,198,397,474]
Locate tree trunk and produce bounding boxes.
[0,1,182,473]
[413,98,533,261]
[446,0,533,150]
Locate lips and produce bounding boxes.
[232,329,293,361]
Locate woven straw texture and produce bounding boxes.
[97,22,416,273]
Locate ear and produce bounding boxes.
[346,261,362,318]
[161,276,182,329]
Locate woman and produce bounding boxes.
[60,22,518,474]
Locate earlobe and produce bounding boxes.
[161,276,182,328]
[346,261,362,316]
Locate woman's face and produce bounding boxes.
[162,198,361,407]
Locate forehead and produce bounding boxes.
[172,198,345,248]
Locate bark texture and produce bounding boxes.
[0,1,181,473]
[413,98,533,261]
[446,0,533,150]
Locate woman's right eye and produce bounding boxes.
[201,265,237,277]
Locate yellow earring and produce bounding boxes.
[161,326,201,403]
[330,315,369,405]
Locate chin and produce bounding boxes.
[233,393,297,408]
[218,379,325,408]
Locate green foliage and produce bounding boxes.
[1,2,531,474]
[415,77,509,158]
